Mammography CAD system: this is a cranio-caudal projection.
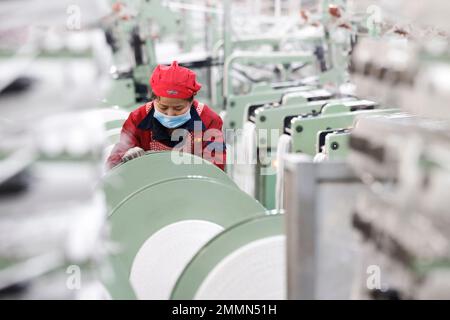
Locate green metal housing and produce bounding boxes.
[290,108,399,155]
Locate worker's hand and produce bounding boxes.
[122,147,145,163]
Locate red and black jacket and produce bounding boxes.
[106,100,226,170]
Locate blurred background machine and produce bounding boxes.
[284,0,450,300]
[0,0,112,298]
[0,0,449,300]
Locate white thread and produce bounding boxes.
[275,134,292,212]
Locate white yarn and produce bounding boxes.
[219,110,227,121]
[234,122,257,196]
[313,152,328,162]
[275,134,292,212]
[243,122,257,169]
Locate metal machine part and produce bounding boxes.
[254,95,358,149]
[251,97,362,208]
[245,99,378,209]
[283,155,363,299]
[234,97,381,209]
[317,129,352,161]
[224,83,316,130]
[231,90,337,195]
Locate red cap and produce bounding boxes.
[150,61,202,99]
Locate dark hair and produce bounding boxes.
[150,92,194,102]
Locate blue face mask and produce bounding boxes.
[154,107,191,128]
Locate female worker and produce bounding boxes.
[106,61,226,170]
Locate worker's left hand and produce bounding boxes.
[122,147,145,163]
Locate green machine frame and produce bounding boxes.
[320,129,352,160]
[222,52,316,130]
[227,87,332,181]
[102,152,236,213]
[252,98,369,209]
[253,96,359,149]
[289,107,400,156]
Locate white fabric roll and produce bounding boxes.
[130,220,224,300]
[194,235,286,300]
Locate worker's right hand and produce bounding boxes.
[122,147,145,163]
